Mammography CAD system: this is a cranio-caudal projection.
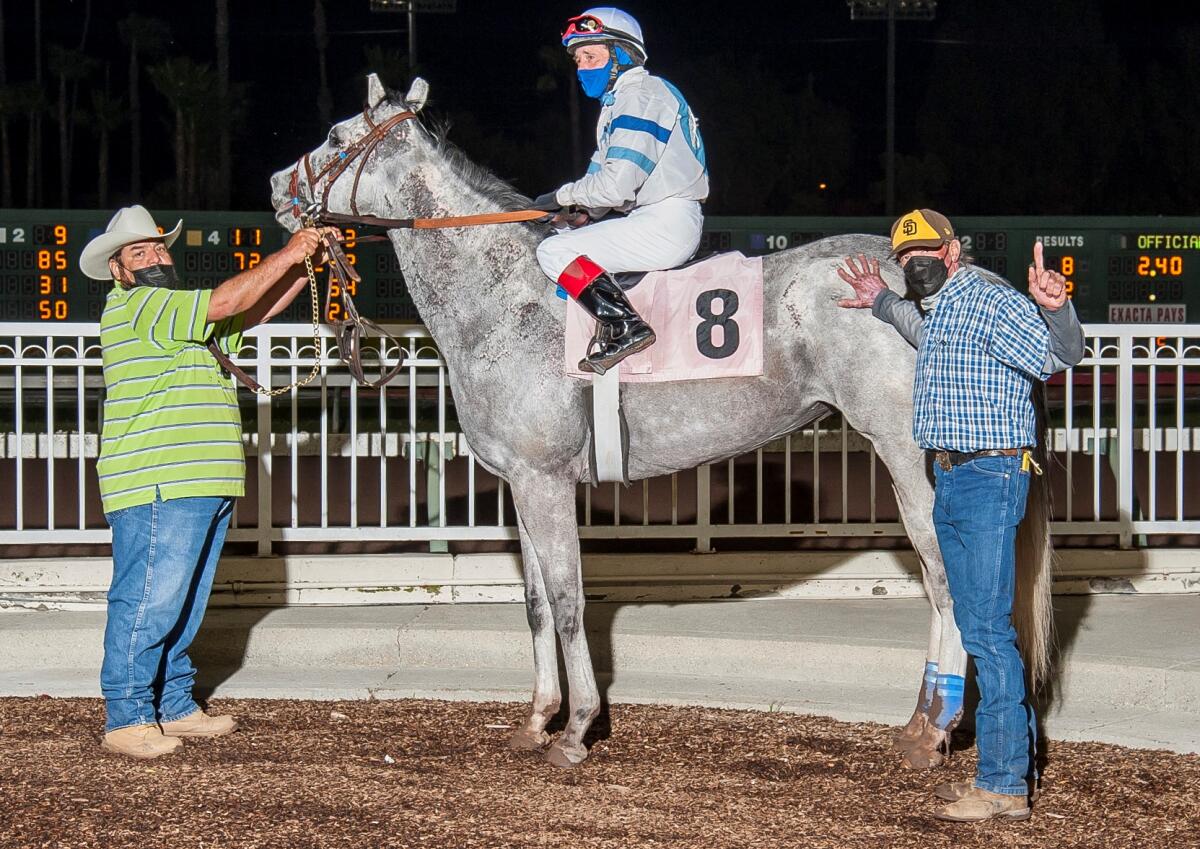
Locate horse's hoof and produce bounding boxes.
[900,746,946,769]
[508,728,550,752]
[892,712,928,752]
[544,742,588,769]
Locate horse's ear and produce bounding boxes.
[366,73,387,110]
[404,77,429,113]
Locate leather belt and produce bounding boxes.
[932,447,1028,472]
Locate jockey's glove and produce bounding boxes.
[530,191,564,212]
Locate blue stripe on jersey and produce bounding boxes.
[586,161,601,174]
[607,146,656,175]
[659,78,707,172]
[609,114,672,143]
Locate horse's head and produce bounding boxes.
[270,73,430,232]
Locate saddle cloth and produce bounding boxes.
[564,251,764,382]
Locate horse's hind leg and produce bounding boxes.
[836,393,965,769]
[884,441,966,769]
[510,475,601,768]
[508,510,561,752]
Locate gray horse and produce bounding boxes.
[270,75,1053,769]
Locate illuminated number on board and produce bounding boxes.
[53,225,67,245]
[208,230,219,245]
[12,228,24,243]
[766,235,788,251]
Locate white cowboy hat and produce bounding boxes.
[80,205,182,281]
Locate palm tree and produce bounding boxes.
[32,0,42,205]
[88,86,125,208]
[215,0,231,207]
[117,14,170,198]
[314,0,332,127]
[15,82,48,207]
[0,0,11,207]
[0,85,17,207]
[47,45,98,206]
[148,57,215,208]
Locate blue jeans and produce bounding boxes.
[101,492,233,732]
[933,454,1037,796]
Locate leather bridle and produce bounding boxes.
[215,106,548,392]
[288,107,419,222]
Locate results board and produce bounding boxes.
[1,210,1197,325]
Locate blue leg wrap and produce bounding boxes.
[919,661,938,713]
[932,673,966,730]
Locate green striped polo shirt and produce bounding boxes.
[97,283,246,513]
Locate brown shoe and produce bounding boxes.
[935,780,1041,803]
[101,723,183,760]
[160,709,238,738]
[933,786,1031,822]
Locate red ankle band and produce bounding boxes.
[557,256,605,299]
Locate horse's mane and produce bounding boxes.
[426,116,536,215]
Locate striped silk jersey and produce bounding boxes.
[97,284,245,513]
[557,66,709,213]
[912,268,1051,452]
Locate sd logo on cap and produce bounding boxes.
[890,209,954,257]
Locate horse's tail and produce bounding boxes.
[1014,382,1056,692]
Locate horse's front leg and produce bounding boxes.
[510,474,600,768]
[508,509,561,752]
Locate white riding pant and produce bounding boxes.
[535,198,704,282]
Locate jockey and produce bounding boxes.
[532,7,710,374]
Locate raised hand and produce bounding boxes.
[1028,240,1068,311]
[836,254,888,309]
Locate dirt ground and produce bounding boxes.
[0,697,1196,849]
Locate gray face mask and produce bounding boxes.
[125,262,183,290]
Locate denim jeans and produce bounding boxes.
[101,491,233,732]
[933,454,1037,796]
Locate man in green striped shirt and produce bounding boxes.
[81,205,331,759]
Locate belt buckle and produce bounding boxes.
[935,451,952,472]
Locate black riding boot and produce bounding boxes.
[574,273,656,375]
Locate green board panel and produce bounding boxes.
[1,210,1197,325]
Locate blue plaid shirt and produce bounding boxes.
[912,268,1050,451]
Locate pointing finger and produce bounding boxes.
[1033,240,1045,274]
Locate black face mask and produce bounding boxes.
[903,256,949,298]
[125,262,183,290]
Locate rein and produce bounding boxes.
[218,107,549,393]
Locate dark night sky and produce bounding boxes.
[8,0,1200,215]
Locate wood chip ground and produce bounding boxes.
[1,697,1196,848]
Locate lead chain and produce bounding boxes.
[248,252,323,397]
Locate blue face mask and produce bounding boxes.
[577,60,613,99]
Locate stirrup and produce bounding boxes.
[578,326,656,375]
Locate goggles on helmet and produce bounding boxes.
[562,13,605,40]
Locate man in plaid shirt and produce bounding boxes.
[837,209,1084,823]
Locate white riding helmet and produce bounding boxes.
[561,7,647,64]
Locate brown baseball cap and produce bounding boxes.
[889,209,956,257]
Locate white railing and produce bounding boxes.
[2,322,1198,552]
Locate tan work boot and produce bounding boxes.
[935,780,1040,803]
[101,723,183,760]
[933,786,1031,822]
[160,709,238,738]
